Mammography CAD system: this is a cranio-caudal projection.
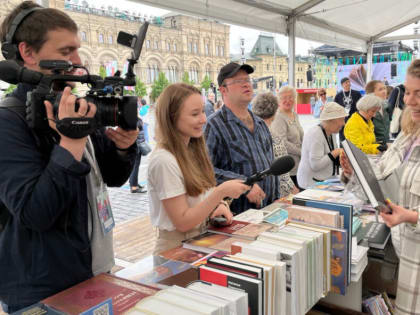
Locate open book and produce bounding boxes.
[341,140,392,214]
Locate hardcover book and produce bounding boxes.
[208,220,272,240]
[292,197,353,286]
[341,139,393,213]
[199,265,263,315]
[363,221,391,250]
[159,245,208,264]
[182,232,231,253]
[42,273,159,315]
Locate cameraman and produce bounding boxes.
[0,1,138,311]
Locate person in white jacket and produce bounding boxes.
[297,102,348,188]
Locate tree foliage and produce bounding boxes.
[134,78,147,98]
[181,72,194,85]
[150,72,169,101]
[99,65,107,79]
[200,75,212,91]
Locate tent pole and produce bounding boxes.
[288,16,296,87]
[366,42,373,83]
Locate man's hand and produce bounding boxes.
[246,184,266,208]
[105,127,138,150]
[44,86,97,161]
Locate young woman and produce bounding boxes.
[147,83,250,253]
[341,59,420,314]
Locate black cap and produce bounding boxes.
[341,77,350,85]
[218,62,254,86]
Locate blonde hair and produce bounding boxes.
[278,86,296,100]
[155,83,216,196]
[317,88,327,97]
[401,59,420,136]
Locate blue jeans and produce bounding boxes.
[129,153,142,187]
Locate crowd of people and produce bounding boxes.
[0,1,420,314]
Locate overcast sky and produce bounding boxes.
[85,0,417,56]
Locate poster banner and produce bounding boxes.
[336,61,412,91]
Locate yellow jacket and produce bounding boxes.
[344,112,379,154]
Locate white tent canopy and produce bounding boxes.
[130,0,420,84]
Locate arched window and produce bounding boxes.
[98,33,104,43]
[193,42,198,54]
[173,43,177,52]
[189,66,199,83]
[167,65,178,83]
[147,63,160,83]
[81,31,87,41]
[220,46,224,57]
[108,35,113,44]
[205,43,209,56]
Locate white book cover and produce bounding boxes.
[187,281,248,315]
[135,296,205,315]
[251,240,302,315]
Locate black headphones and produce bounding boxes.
[1,6,43,60]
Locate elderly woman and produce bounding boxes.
[271,86,304,189]
[251,92,299,197]
[297,102,347,189]
[343,94,387,154]
[365,80,391,145]
[313,88,327,118]
[341,59,420,315]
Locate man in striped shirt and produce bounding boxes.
[204,62,280,214]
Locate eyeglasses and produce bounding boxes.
[319,93,326,96]
[223,78,252,86]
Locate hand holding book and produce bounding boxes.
[380,199,419,227]
[339,151,353,178]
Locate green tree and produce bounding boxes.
[134,78,147,98]
[181,72,194,85]
[99,65,107,79]
[150,72,169,101]
[200,75,212,91]
[4,84,17,95]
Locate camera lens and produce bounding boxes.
[85,95,138,130]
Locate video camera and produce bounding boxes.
[0,22,149,138]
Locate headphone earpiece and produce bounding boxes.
[1,6,43,60]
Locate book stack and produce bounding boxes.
[198,250,287,315]
[291,191,354,287]
[127,283,248,315]
[351,243,368,283]
[362,293,395,314]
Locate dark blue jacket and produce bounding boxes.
[0,84,136,311]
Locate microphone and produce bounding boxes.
[0,60,43,85]
[244,155,295,186]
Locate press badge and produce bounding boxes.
[97,187,115,234]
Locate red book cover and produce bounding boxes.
[208,220,250,235]
[42,273,159,315]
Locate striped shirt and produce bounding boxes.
[375,132,420,315]
[204,105,280,214]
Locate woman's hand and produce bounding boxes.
[331,148,343,158]
[210,203,233,225]
[380,199,419,227]
[339,151,353,178]
[218,179,251,199]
